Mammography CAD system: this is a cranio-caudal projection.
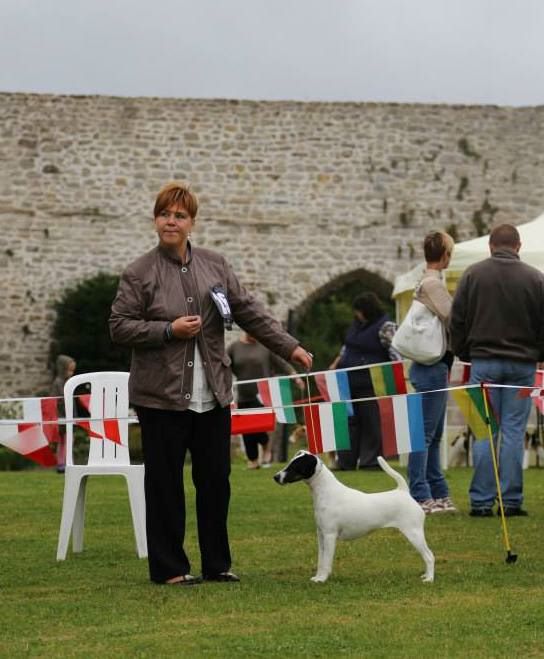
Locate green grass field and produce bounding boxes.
[1,460,543,658]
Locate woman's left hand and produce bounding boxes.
[290,346,313,371]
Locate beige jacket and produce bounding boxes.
[415,269,452,323]
[109,244,299,411]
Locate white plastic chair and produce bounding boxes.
[56,372,147,560]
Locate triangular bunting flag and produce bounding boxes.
[74,393,123,444]
[0,398,57,467]
[451,386,499,440]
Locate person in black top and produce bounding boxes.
[331,292,399,470]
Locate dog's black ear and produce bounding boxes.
[293,453,318,479]
[277,452,319,484]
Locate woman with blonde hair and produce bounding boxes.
[407,231,457,515]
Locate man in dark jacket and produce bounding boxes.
[450,223,544,517]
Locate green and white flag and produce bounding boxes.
[257,377,296,424]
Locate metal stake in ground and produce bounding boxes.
[481,383,518,564]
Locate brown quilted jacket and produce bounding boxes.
[109,244,299,411]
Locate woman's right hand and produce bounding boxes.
[171,315,202,339]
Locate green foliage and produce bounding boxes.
[445,222,459,242]
[295,295,353,370]
[0,447,30,471]
[294,277,394,370]
[472,196,499,237]
[1,464,544,656]
[399,208,415,226]
[52,273,130,374]
[472,209,488,236]
[456,176,469,200]
[458,137,481,160]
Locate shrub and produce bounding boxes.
[51,273,130,374]
[294,277,394,370]
[0,447,33,471]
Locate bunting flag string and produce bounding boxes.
[0,398,57,467]
[0,382,536,428]
[0,393,134,461]
[516,371,544,413]
[1,365,543,463]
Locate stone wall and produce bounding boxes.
[1,92,543,395]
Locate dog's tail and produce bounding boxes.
[377,456,409,491]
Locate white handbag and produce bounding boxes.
[391,299,446,365]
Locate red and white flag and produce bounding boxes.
[534,371,544,414]
[73,393,123,444]
[257,378,297,424]
[77,418,123,444]
[230,408,276,435]
[449,361,471,386]
[0,398,57,466]
[303,402,350,454]
[517,371,544,413]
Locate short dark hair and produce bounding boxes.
[489,223,520,249]
[423,231,454,262]
[352,292,384,323]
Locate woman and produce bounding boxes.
[333,292,400,470]
[407,231,457,514]
[228,333,302,469]
[109,181,312,586]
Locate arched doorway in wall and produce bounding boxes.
[289,269,394,371]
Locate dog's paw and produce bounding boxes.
[421,573,434,583]
[310,575,328,583]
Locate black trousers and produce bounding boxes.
[238,399,269,461]
[336,399,382,470]
[136,405,232,583]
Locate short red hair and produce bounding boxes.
[154,181,198,219]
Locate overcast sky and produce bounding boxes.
[1,0,544,106]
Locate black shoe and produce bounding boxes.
[497,507,528,517]
[163,574,202,586]
[469,508,493,517]
[203,571,240,583]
